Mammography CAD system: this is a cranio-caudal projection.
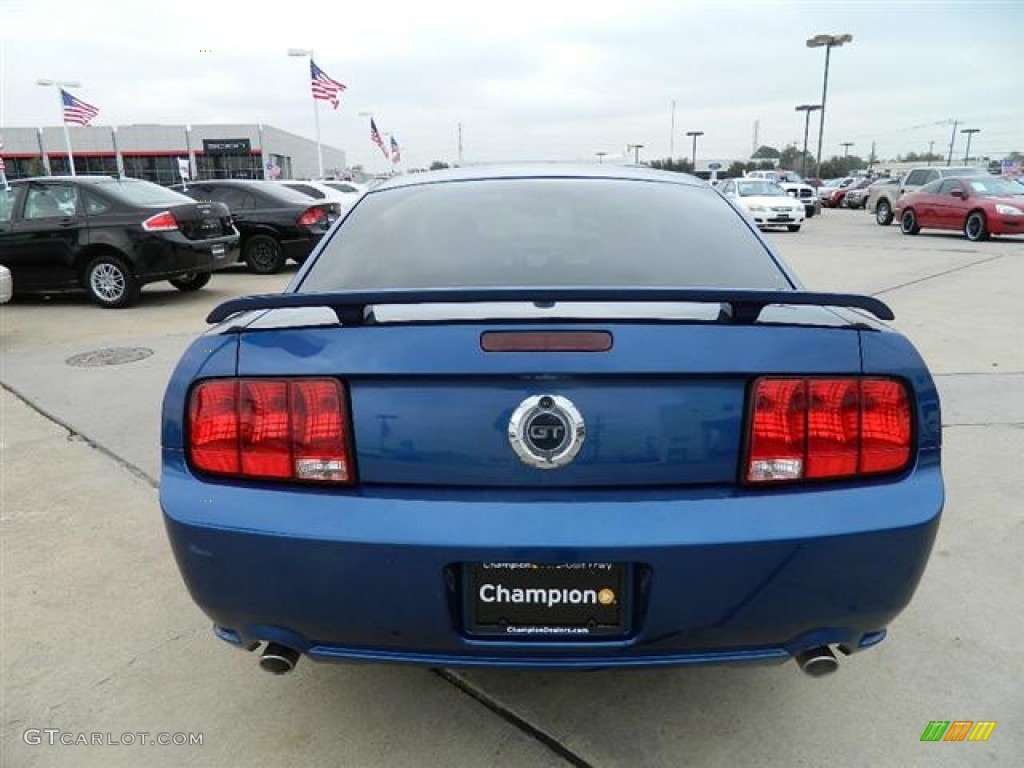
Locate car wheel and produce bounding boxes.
[787,225,801,232]
[964,211,990,242]
[169,272,212,292]
[83,254,140,308]
[243,235,286,274]
[900,209,920,235]
[876,199,894,225]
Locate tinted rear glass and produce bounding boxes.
[300,178,791,292]
[96,179,194,205]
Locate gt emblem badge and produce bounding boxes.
[508,395,585,470]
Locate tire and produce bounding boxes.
[964,211,990,242]
[243,235,286,274]
[900,209,920,235]
[876,199,894,225]
[169,272,211,292]
[787,225,802,232]
[83,253,140,308]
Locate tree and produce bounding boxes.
[726,161,751,178]
[429,161,450,171]
[751,145,781,160]
[818,155,865,179]
[648,157,694,173]
[779,145,815,176]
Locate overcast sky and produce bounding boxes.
[1,0,1021,170]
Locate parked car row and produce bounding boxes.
[0,176,357,307]
[172,180,345,274]
[0,176,239,307]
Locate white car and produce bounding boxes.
[717,178,806,231]
[277,180,362,205]
[0,264,11,304]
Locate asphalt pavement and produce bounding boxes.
[2,209,1022,766]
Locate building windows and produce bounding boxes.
[49,155,119,176]
[123,155,188,186]
[195,152,262,180]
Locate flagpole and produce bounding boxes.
[313,92,323,178]
[287,48,324,178]
[37,79,80,176]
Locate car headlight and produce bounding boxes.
[995,204,1023,215]
[747,205,766,212]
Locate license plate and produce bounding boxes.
[211,244,226,258]
[467,562,628,637]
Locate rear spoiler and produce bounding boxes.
[206,288,894,325]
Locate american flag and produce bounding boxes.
[370,118,389,157]
[390,135,401,164]
[61,89,99,125]
[310,60,346,109]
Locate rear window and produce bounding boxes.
[300,178,791,292]
[96,179,193,206]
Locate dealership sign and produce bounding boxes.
[203,138,252,155]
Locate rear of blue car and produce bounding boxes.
[161,169,942,674]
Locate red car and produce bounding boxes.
[896,176,1024,241]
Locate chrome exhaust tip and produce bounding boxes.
[795,646,838,677]
[259,643,300,675]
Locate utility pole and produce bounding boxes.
[686,130,703,169]
[946,119,958,166]
[457,122,463,166]
[928,140,935,166]
[961,128,980,163]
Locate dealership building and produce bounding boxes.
[0,123,347,184]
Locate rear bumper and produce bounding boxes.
[161,454,943,668]
[136,233,240,282]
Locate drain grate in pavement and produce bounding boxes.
[66,347,154,367]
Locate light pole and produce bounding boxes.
[928,140,935,166]
[596,151,608,164]
[794,104,821,178]
[841,142,854,157]
[287,48,323,178]
[961,128,980,163]
[37,78,81,176]
[806,33,853,180]
[686,131,703,170]
[626,144,644,164]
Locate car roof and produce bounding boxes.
[10,175,118,185]
[372,164,707,192]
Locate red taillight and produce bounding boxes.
[745,377,911,484]
[188,378,353,484]
[297,207,326,226]
[142,211,179,231]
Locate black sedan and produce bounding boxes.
[0,176,239,308]
[172,180,340,274]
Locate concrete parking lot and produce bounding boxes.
[2,209,1022,767]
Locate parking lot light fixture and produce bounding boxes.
[960,128,980,163]
[686,131,704,169]
[626,144,644,164]
[795,105,821,179]
[287,48,323,177]
[37,78,83,176]
[806,33,853,180]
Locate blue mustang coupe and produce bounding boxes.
[161,166,943,677]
